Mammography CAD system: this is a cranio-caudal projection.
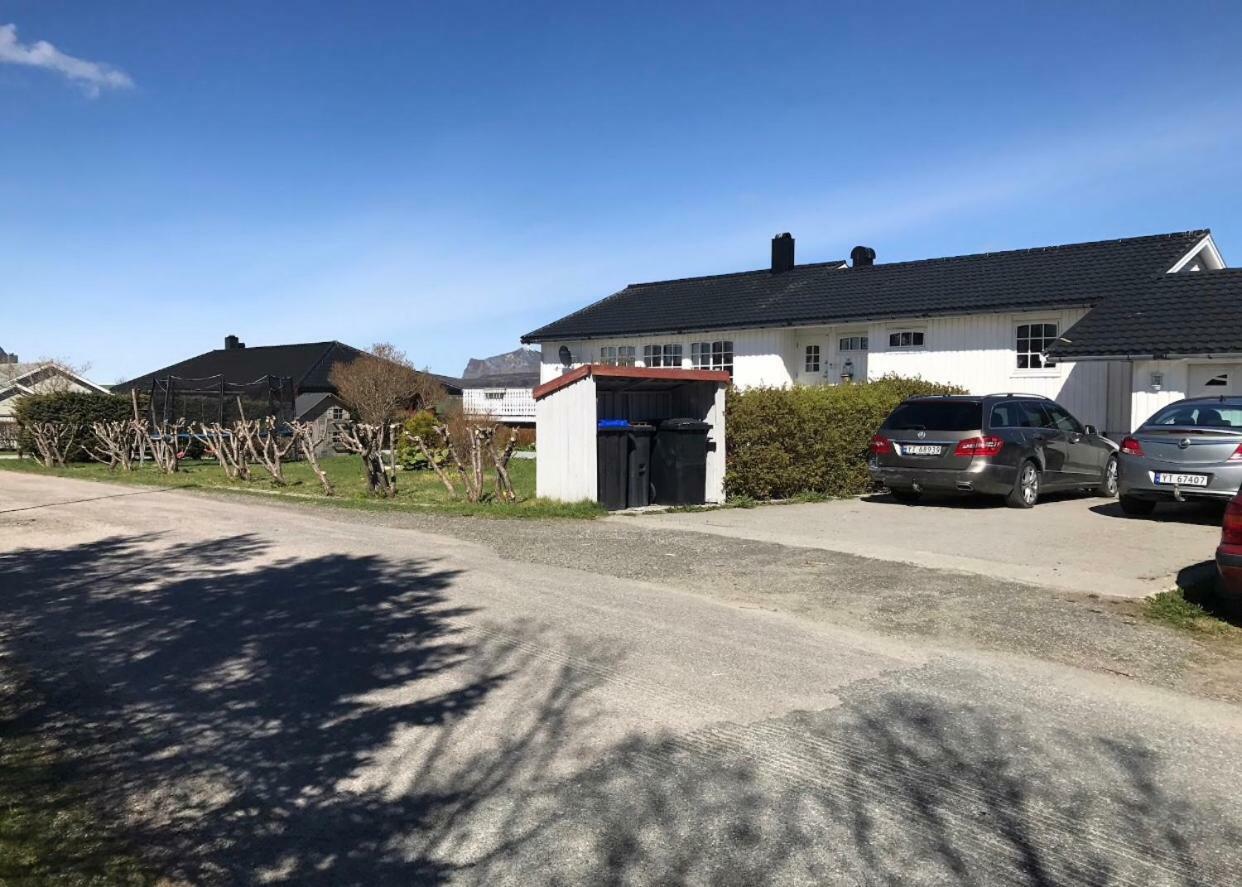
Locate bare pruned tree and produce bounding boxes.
[197,421,250,480]
[149,420,184,474]
[86,421,136,471]
[245,417,299,485]
[289,419,334,496]
[338,422,400,497]
[405,415,520,503]
[26,422,80,468]
[328,342,443,426]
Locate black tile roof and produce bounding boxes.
[1048,269,1242,359]
[115,341,365,395]
[522,231,1210,342]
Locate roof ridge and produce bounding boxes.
[855,230,1210,272]
[627,259,847,289]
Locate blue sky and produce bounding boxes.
[4,2,1242,383]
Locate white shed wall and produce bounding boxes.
[534,376,597,502]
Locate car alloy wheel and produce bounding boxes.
[1020,463,1039,505]
[1104,457,1118,496]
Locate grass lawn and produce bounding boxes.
[0,455,603,519]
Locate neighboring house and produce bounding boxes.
[115,335,458,452]
[0,355,111,449]
[460,371,540,424]
[522,230,1230,436]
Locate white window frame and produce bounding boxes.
[804,344,821,373]
[599,345,636,366]
[838,334,868,352]
[691,340,734,374]
[642,343,683,368]
[1014,320,1058,374]
[887,329,925,349]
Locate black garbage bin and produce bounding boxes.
[626,424,655,508]
[596,419,630,510]
[651,418,711,505]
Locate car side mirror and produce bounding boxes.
[1083,424,1098,436]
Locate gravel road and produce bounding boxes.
[3,472,1242,885]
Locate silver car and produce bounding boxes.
[1118,396,1242,515]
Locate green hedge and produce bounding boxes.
[725,375,966,500]
[15,392,132,461]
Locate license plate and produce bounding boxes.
[899,444,942,456]
[1153,472,1209,487]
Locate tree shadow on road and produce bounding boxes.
[0,534,610,884]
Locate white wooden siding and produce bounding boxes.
[534,375,597,502]
[536,308,1128,431]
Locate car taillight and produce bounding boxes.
[870,434,893,455]
[1120,436,1144,457]
[1230,444,1242,463]
[1222,498,1242,546]
[954,436,1004,457]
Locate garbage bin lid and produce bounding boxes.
[597,419,631,429]
[628,423,656,433]
[658,418,711,431]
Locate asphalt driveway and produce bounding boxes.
[617,492,1225,597]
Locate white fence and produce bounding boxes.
[462,387,536,423]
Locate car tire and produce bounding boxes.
[1119,495,1156,516]
[889,487,921,503]
[1095,455,1119,498]
[1006,460,1040,509]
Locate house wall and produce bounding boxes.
[462,387,536,423]
[537,307,1127,433]
[535,375,597,502]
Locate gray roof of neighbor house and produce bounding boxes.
[115,341,365,394]
[1048,269,1242,359]
[522,231,1210,342]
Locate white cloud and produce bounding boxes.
[0,23,133,96]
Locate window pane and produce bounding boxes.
[1017,354,1029,369]
[861,337,868,350]
[1017,324,1029,338]
[912,332,924,346]
[889,333,900,347]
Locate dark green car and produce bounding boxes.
[868,394,1119,508]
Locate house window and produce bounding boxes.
[691,340,734,373]
[1206,373,1229,387]
[484,391,505,400]
[1016,323,1057,370]
[330,407,345,420]
[642,344,683,367]
[888,331,925,348]
[599,346,636,367]
[804,345,821,373]
[838,335,868,352]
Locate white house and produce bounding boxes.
[522,230,1231,437]
[460,371,539,424]
[0,354,112,448]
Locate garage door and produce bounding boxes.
[1189,364,1242,397]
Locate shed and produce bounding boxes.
[533,365,730,505]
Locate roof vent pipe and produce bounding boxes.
[850,245,876,268]
[771,233,795,273]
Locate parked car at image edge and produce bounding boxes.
[1218,490,1242,600]
[868,394,1119,509]
[1117,396,1242,516]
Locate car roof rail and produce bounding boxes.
[984,392,1051,399]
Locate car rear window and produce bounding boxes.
[1146,403,1242,429]
[884,401,982,432]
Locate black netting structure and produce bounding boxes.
[148,375,296,427]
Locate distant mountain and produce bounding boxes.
[462,347,540,379]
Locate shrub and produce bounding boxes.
[725,375,966,500]
[396,410,444,470]
[15,392,132,462]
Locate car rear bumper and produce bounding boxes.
[868,460,1017,496]
[1217,545,1242,596]
[1117,457,1241,502]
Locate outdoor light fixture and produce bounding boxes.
[841,358,855,383]
[1150,372,1163,392]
